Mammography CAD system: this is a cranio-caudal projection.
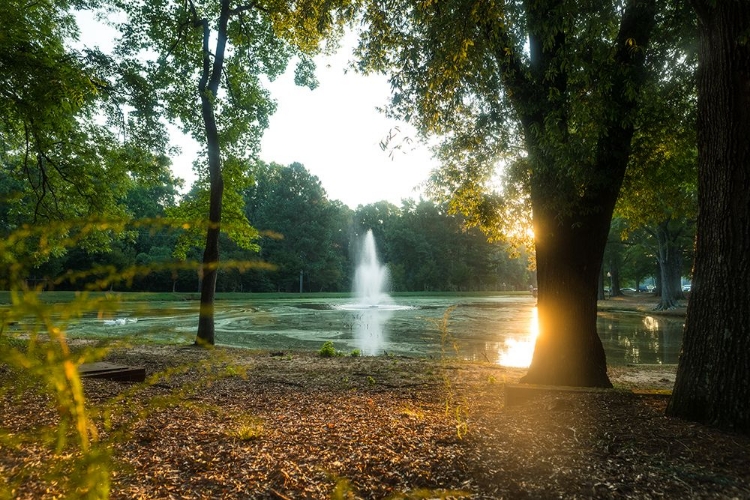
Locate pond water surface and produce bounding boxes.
[60,295,683,367]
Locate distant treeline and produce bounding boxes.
[21,162,534,293]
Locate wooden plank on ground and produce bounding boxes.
[505,383,613,406]
[79,362,146,382]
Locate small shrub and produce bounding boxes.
[400,406,425,421]
[455,407,469,439]
[330,477,357,500]
[234,417,264,441]
[319,341,336,358]
[350,349,361,357]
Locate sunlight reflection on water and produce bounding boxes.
[498,307,538,368]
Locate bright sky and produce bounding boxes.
[258,40,438,209]
[174,38,438,208]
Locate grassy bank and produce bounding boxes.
[0,289,533,305]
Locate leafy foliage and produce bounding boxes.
[614,60,698,309]
[0,0,174,257]
[0,218,267,498]
[319,340,336,357]
[168,158,260,262]
[101,0,360,343]
[357,0,697,386]
[244,161,351,292]
[357,0,684,231]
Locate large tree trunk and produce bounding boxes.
[522,206,612,387]
[667,1,750,433]
[519,0,656,387]
[195,2,230,346]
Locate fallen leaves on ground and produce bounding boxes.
[2,345,749,499]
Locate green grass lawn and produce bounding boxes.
[0,289,528,305]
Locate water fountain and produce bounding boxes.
[336,230,405,355]
[353,230,391,308]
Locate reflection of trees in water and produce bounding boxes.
[598,314,683,365]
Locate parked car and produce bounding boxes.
[682,285,691,292]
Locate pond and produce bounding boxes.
[56,294,683,367]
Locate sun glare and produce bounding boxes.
[499,307,539,368]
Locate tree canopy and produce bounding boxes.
[0,0,181,280]
[103,0,359,344]
[356,0,694,386]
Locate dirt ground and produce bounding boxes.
[2,337,749,499]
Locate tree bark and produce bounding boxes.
[522,206,613,387]
[610,259,622,297]
[667,239,684,300]
[195,1,231,346]
[652,218,688,310]
[667,1,750,433]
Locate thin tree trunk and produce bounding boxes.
[195,1,230,346]
[610,259,622,297]
[654,222,678,310]
[666,243,684,301]
[667,1,750,433]
[652,219,688,310]
[663,221,686,302]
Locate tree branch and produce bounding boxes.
[196,17,211,97]
[208,1,231,96]
[229,2,267,16]
[482,17,534,127]
[163,16,194,62]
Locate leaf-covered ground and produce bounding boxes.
[2,345,749,499]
